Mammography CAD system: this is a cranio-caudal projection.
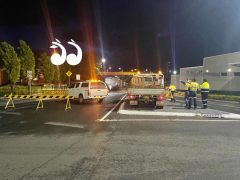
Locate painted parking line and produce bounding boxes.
[118,109,240,119]
[13,105,37,110]
[0,111,21,115]
[45,122,85,129]
[100,118,240,122]
[98,94,127,121]
[118,109,197,117]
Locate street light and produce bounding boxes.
[118,67,121,71]
[228,68,232,72]
[101,58,106,71]
[101,58,106,63]
[173,70,177,75]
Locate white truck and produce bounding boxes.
[68,80,109,104]
[127,73,165,109]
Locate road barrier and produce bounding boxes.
[4,94,74,110]
[42,89,68,95]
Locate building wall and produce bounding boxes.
[203,52,240,91]
[179,66,203,90]
[170,75,180,89]
[0,69,9,85]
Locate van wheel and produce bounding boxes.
[98,99,104,103]
[79,94,84,104]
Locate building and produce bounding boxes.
[203,52,240,92]
[172,52,240,92]
[0,68,9,85]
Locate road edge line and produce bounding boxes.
[98,94,126,121]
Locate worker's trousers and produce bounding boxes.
[170,91,176,102]
[188,91,197,109]
[201,92,209,109]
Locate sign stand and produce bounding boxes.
[5,94,15,109]
[65,97,71,111]
[27,70,33,95]
[36,98,43,110]
[66,71,72,87]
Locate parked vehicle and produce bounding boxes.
[68,80,109,104]
[105,76,121,90]
[127,73,165,108]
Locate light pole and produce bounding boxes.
[101,58,106,71]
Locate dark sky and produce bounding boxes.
[1,0,240,72]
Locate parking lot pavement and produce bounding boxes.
[115,100,240,120]
[0,97,38,107]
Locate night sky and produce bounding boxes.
[1,0,240,73]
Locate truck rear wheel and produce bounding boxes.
[79,94,85,104]
[97,98,104,103]
[156,106,163,109]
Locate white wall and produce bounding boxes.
[203,52,240,91]
[179,66,204,90]
[170,75,180,89]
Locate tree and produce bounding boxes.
[53,66,60,83]
[95,60,103,76]
[18,40,35,82]
[37,53,55,83]
[0,42,21,87]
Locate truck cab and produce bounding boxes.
[68,80,109,104]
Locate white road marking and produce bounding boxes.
[118,109,240,119]
[98,94,127,121]
[45,122,85,129]
[100,118,240,122]
[118,101,125,111]
[222,113,240,119]
[0,111,21,115]
[13,105,37,110]
[118,109,197,117]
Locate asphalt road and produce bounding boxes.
[1,92,240,179]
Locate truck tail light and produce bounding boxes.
[129,95,135,100]
[158,95,164,100]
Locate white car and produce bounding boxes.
[68,80,109,104]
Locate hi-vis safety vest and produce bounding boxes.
[169,85,176,91]
[189,82,199,91]
[184,82,191,91]
[200,82,210,92]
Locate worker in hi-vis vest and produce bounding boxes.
[169,84,176,102]
[180,80,191,108]
[188,79,199,109]
[200,79,210,109]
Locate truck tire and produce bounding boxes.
[156,106,163,109]
[79,94,85,104]
[98,98,104,103]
